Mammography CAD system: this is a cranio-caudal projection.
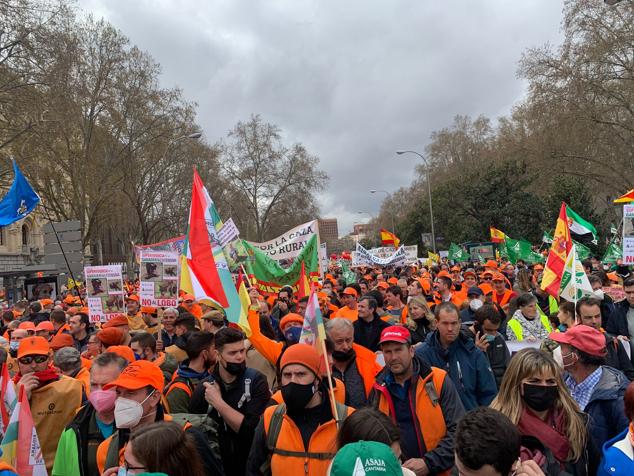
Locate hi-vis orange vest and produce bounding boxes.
[372,367,451,476]
[493,290,513,307]
[262,403,353,476]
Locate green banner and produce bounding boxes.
[573,240,591,261]
[338,259,357,285]
[603,242,622,264]
[448,243,469,262]
[504,237,544,264]
[243,235,319,295]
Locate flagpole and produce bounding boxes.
[41,204,84,306]
[320,338,340,423]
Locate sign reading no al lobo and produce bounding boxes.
[84,265,124,323]
[139,250,179,307]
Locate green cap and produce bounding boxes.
[328,441,402,475]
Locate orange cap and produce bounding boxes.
[376,282,389,290]
[39,299,54,307]
[450,266,461,272]
[17,336,50,359]
[492,272,505,282]
[96,327,124,346]
[342,287,358,297]
[182,294,195,302]
[50,333,74,351]
[485,260,498,269]
[437,270,451,279]
[387,277,398,285]
[35,321,54,332]
[125,294,139,302]
[280,343,321,377]
[105,345,135,363]
[63,295,77,304]
[140,306,157,314]
[463,270,477,279]
[102,315,129,329]
[104,360,164,392]
[279,313,304,332]
[18,321,36,331]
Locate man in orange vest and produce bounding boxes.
[491,272,517,312]
[333,287,359,321]
[246,344,352,476]
[369,326,465,476]
[326,317,382,408]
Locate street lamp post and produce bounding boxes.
[161,132,202,162]
[396,150,436,253]
[369,189,396,235]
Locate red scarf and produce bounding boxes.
[13,368,60,387]
[517,407,570,462]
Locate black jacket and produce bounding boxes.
[189,366,271,476]
[463,326,510,389]
[353,313,390,352]
[606,299,632,338]
[604,334,634,380]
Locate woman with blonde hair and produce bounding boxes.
[491,348,599,475]
[405,295,435,345]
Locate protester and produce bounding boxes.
[465,303,511,389]
[53,352,127,476]
[101,421,204,476]
[506,293,552,341]
[140,306,160,335]
[326,318,382,407]
[455,407,545,476]
[557,301,577,332]
[164,331,214,413]
[353,295,390,352]
[189,327,270,475]
[129,332,178,384]
[459,286,484,322]
[329,441,413,476]
[15,336,84,473]
[549,324,629,450]
[598,382,634,476]
[35,320,54,340]
[124,295,146,331]
[385,285,407,322]
[247,343,352,475]
[370,326,465,475]
[68,312,91,352]
[54,346,90,395]
[334,287,359,320]
[491,348,599,475]
[269,286,296,328]
[606,277,634,340]
[201,309,226,334]
[416,302,497,410]
[50,309,70,337]
[491,272,517,312]
[161,307,179,347]
[405,295,435,346]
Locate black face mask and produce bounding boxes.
[332,348,355,362]
[223,361,246,376]
[521,383,558,412]
[281,381,316,414]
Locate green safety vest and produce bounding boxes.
[507,314,553,341]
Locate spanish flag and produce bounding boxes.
[614,189,634,204]
[490,227,507,243]
[380,229,400,248]
[541,203,572,297]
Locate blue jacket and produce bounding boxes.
[599,428,634,476]
[415,330,497,410]
[584,366,630,451]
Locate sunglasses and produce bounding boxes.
[18,355,48,365]
[482,277,492,281]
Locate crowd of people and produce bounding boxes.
[1,256,634,475]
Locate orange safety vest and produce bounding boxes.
[74,365,91,396]
[333,306,358,321]
[372,367,450,476]
[262,403,353,476]
[352,344,383,397]
[493,290,513,307]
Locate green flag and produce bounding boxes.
[448,243,469,262]
[603,242,622,264]
[573,240,591,261]
[566,205,598,245]
[610,223,618,235]
[338,259,357,285]
[542,231,553,244]
[243,235,319,295]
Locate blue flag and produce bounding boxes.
[0,160,40,226]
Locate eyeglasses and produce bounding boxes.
[18,355,48,365]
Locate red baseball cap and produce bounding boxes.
[379,326,411,346]
[549,325,607,357]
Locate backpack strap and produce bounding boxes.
[104,432,121,471]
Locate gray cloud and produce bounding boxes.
[79,0,564,235]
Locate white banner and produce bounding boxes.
[139,250,179,307]
[352,243,408,267]
[248,219,319,263]
[623,204,634,265]
[218,218,240,247]
[84,265,124,323]
[351,245,417,266]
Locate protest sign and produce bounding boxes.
[134,235,186,263]
[351,245,417,267]
[319,242,328,276]
[352,243,408,267]
[248,219,319,266]
[139,250,179,307]
[217,218,240,247]
[623,204,634,264]
[84,265,124,323]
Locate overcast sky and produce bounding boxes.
[78,0,564,236]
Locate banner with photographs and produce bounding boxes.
[84,265,124,323]
[139,250,179,307]
[623,204,634,265]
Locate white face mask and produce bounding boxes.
[469,299,483,311]
[593,289,605,301]
[114,390,155,429]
